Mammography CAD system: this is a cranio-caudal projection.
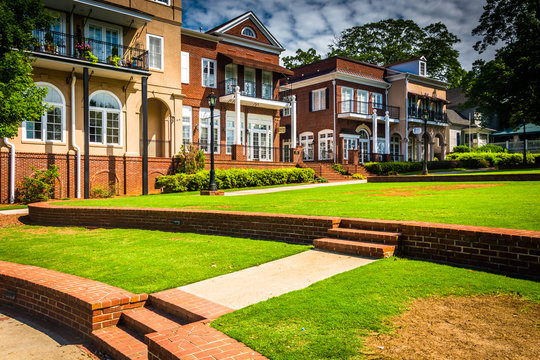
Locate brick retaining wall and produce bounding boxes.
[0,261,147,336]
[28,203,540,279]
[368,173,540,182]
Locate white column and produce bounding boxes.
[235,86,241,145]
[384,111,390,154]
[291,95,297,148]
[372,109,378,154]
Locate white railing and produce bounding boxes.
[491,140,540,153]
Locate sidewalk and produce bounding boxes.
[225,179,366,196]
[0,208,28,216]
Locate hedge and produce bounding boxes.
[155,168,316,193]
[364,160,462,175]
[446,152,539,168]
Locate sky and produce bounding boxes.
[182,0,496,70]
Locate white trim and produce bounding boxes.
[202,58,217,88]
[181,51,190,84]
[279,72,389,92]
[181,105,192,146]
[181,28,219,42]
[23,82,67,143]
[299,131,314,161]
[74,0,153,22]
[149,0,170,6]
[241,26,256,38]
[88,90,123,146]
[385,72,448,89]
[147,33,164,71]
[318,129,334,160]
[312,88,326,111]
[217,34,283,54]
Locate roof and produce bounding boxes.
[219,53,293,76]
[492,123,540,136]
[384,56,426,68]
[447,109,471,126]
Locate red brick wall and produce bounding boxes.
[28,204,540,279]
[223,18,273,46]
[0,261,147,336]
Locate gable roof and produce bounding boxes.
[205,11,284,50]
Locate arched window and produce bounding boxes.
[89,91,122,145]
[358,129,370,163]
[318,129,333,160]
[299,132,314,161]
[241,26,256,38]
[390,134,401,161]
[25,83,66,142]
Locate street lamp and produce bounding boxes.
[207,91,217,191]
[422,108,429,175]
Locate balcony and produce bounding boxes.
[408,108,448,123]
[338,100,400,120]
[31,30,149,72]
[219,79,287,110]
[221,79,273,99]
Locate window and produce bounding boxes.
[312,88,326,111]
[318,130,334,160]
[147,34,163,70]
[300,132,314,161]
[390,135,401,161]
[89,91,122,145]
[151,0,170,5]
[182,106,192,146]
[202,58,216,88]
[356,90,369,114]
[225,64,237,94]
[241,26,256,38]
[225,111,244,154]
[181,52,189,84]
[371,93,383,109]
[283,105,291,117]
[262,70,272,99]
[199,108,220,153]
[33,12,67,55]
[419,61,426,76]
[341,87,353,112]
[24,83,65,142]
[244,66,255,97]
[86,21,122,63]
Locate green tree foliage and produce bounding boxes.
[17,164,60,204]
[328,19,463,86]
[466,0,540,126]
[0,0,55,138]
[282,48,322,69]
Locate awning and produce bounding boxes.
[218,53,294,76]
[408,92,450,104]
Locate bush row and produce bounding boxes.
[364,160,461,176]
[446,152,540,168]
[155,168,316,193]
[453,144,505,153]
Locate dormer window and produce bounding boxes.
[241,26,256,38]
[419,61,427,76]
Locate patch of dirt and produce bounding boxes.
[364,295,540,360]
[345,183,506,197]
[15,227,87,235]
[0,214,28,227]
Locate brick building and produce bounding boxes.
[180,11,294,164]
[280,56,450,164]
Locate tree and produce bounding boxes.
[328,19,463,86]
[282,48,322,69]
[466,0,540,127]
[0,0,55,138]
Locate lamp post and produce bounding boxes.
[207,91,217,191]
[422,108,429,175]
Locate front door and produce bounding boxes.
[343,137,358,161]
[358,130,370,163]
[247,120,272,161]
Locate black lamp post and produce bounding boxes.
[207,91,217,191]
[422,108,429,175]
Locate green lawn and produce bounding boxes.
[0,225,308,293]
[61,181,540,231]
[0,205,28,210]
[212,258,540,360]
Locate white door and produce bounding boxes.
[357,90,369,114]
[300,133,314,161]
[341,87,354,112]
[343,137,358,160]
[358,130,370,163]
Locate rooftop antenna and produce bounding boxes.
[199,27,203,32]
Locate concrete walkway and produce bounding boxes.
[0,208,28,215]
[225,179,366,196]
[180,249,376,309]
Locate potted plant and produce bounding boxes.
[107,46,121,67]
[34,42,43,51]
[75,43,91,59]
[44,31,54,52]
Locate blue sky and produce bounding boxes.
[182,0,495,70]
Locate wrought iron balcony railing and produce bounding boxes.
[221,79,275,100]
[408,108,448,123]
[338,100,400,119]
[32,30,148,71]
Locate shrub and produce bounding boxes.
[452,145,472,153]
[352,173,366,180]
[176,145,205,174]
[331,163,349,175]
[17,164,60,204]
[155,168,316,193]
[91,182,118,198]
[446,152,538,168]
[315,177,328,183]
[364,160,462,175]
[476,144,505,153]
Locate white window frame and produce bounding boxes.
[419,61,426,76]
[88,90,123,146]
[181,51,189,84]
[372,93,383,109]
[356,90,369,114]
[225,111,245,154]
[341,87,353,112]
[312,88,326,111]
[150,0,171,6]
[262,70,272,100]
[182,106,192,146]
[85,20,123,62]
[299,131,314,161]
[241,26,256,38]
[318,129,334,160]
[283,105,291,117]
[23,82,66,143]
[199,108,220,153]
[390,135,401,161]
[225,63,237,94]
[202,58,216,88]
[147,33,164,71]
[341,134,359,161]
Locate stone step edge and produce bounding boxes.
[120,307,187,340]
[314,237,396,259]
[92,325,147,360]
[327,228,401,244]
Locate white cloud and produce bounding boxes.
[183,0,494,70]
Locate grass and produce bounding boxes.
[61,181,540,231]
[0,225,309,294]
[212,257,540,360]
[0,205,28,210]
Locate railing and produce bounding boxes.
[338,100,400,119]
[408,108,448,123]
[32,30,148,71]
[184,142,295,162]
[221,79,274,100]
[491,140,540,154]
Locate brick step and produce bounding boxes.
[92,325,147,360]
[314,238,396,258]
[327,228,400,245]
[340,218,402,233]
[120,307,187,341]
